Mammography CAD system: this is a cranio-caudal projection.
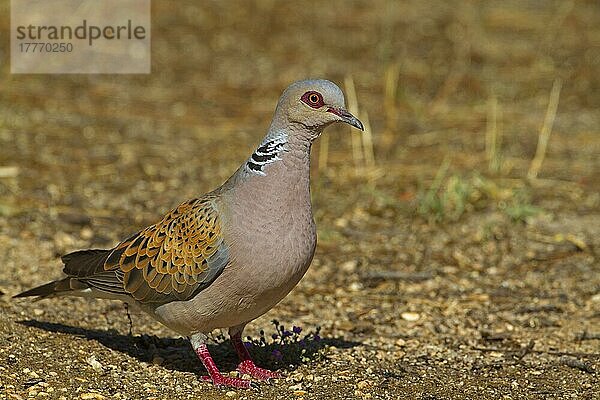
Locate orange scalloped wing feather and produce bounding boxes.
[103,197,229,303]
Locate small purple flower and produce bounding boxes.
[292,326,302,334]
[299,339,306,348]
[244,342,253,349]
[271,349,282,360]
[283,330,293,338]
[314,334,321,342]
[272,333,279,339]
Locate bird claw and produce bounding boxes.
[201,374,254,389]
[237,360,281,381]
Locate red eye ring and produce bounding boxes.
[301,91,324,108]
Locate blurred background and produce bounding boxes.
[1,1,599,399]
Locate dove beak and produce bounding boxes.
[327,107,364,131]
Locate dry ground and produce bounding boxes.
[0,1,599,399]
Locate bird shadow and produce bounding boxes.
[17,319,361,374]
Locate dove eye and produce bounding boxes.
[301,91,324,108]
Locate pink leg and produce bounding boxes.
[230,329,281,381]
[190,334,252,389]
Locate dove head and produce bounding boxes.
[270,79,364,140]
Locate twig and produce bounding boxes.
[318,132,329,172]
[124,302,133,336]
[0,166,19,178]
[515,339,536,361]
[473,346,600,359]
[480,331,512,342]
[527,78,562,180]
[559,356,595,373]
[576,331,600,341]
[362,271,433,282]
[361,110,375,169]
[515,305,563,314]
[344,75,363,172]
[486,95,503,173]
[384,63,400,131]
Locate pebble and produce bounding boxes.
[357,380,370,389]
[401,312,420,322]
[340,260,357,272]
[349,282,363,292]
[80,227,94,240]
[85,356,103,372]
[225,391,236,397]
[289,372,304,382]
[80,393,105,399]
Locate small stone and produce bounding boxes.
[86,356,103,372]
[80,227,94,240]
[293,390,307,396]
[33,309,44,316]
[357,380,370,390]
[340,260,357,272]
[401,312,420,322]
[80,393,105,400]
[54,231,75,250]
[290,372,304,382]
[225,391,236,397]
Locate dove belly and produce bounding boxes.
[152,212,316,336]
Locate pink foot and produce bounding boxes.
[237,359,281,381]
[201,374,253,389]
[191,335,255,389]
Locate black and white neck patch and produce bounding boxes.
[245,132,287,176]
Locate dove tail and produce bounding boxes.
[13,278,85,300]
